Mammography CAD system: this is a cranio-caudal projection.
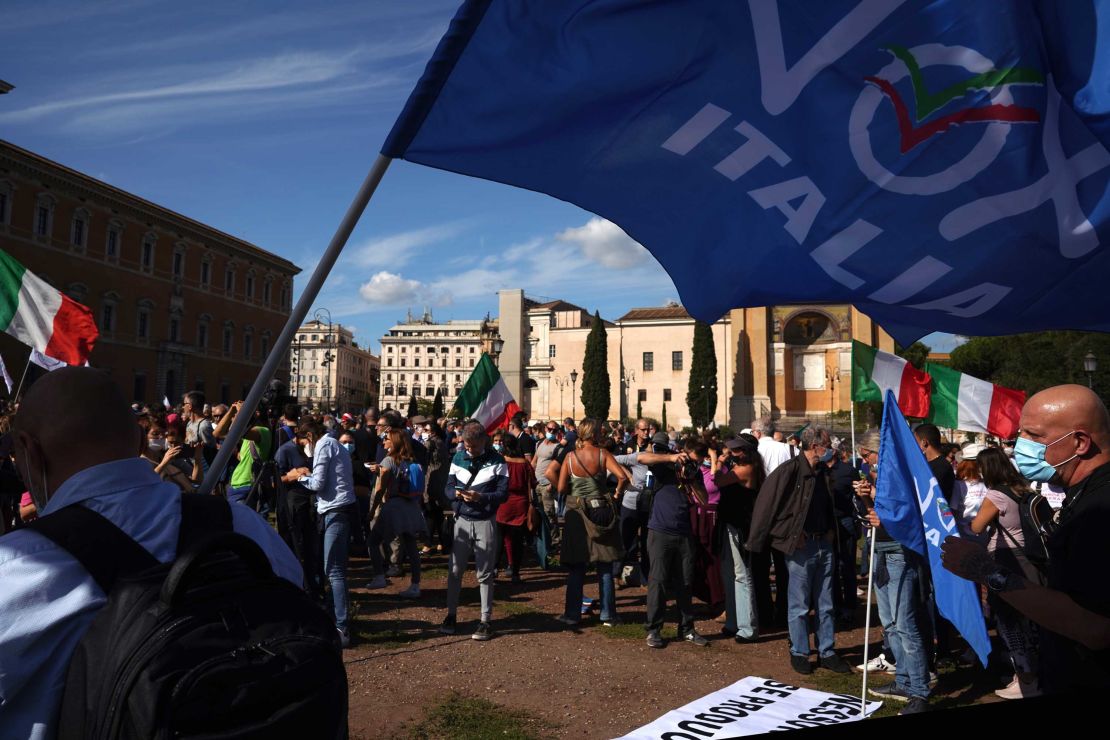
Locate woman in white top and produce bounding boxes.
[948,444,989,544]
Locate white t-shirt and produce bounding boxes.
[949,478,989,543]
[758,436,792,474]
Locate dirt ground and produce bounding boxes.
[343,550,1005,739]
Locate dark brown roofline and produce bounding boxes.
[0,138,299,274]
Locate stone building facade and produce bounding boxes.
[290,319,379,412]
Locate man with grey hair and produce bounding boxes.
[440,421,508,640]
[750,417,791,474]
[747,426,851,675]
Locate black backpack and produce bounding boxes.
[996,485,1055,573]
[29,493,347,740]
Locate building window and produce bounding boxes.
[549,344,556,358]
[386,358,393,367]
[200,258,211,287]
[387,346,393,353]
[225,268,235,295]
[469,358,475,367]
[400,346,407,353]
[427,346,435,353]
[197,321,209,350]
[169,317,180,343]
[280,285,288,309]
[263,279,271,306]
[137,309,150,340]
[172,248,184,278]
[414,358,420,367]
[643,352,654,371]
[672,351,683,371]
[664,388,672,402]
[400,358,406,367]
[223,326,233,355]
[469,347,475,353]
[426,386,434,396]
[141,236,155,273]
[105,223,121,261]
[66,283,88,304]
[260,335,269,359]
[35,194,55,237]
[398,384,407,396]
[441,346,449,354]
[0,183,10,225]
[134,373,147,403]
[456,358,461,367]
[244,333,253,361]
[245,273,255,300]
[638,389,647,402]
[71,209,89,250]
[414,346,421,354]
[384,385,394,396]
[100,302,116,333]
[456,347,461,353]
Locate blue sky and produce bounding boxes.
[0,0,960,354]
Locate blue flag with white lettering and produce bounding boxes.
[875,390,991,666]
[384,0,1110,344]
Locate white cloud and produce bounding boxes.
[556,217,649,269]
[358,272,427,305]
[350,221,470,270]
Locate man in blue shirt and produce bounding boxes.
[291,418,355,646]
[0,368,301,740]
[275,429,320,599]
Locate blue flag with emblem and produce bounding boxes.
[383,0,1110,344]
[875,389,991,666]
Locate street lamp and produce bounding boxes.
[1084,351,1097,389]
[555,375,569,419]
[570,369,579,420]
[491,337,505,366]
[314,308,332,411]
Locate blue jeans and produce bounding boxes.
[720,524,758,639]
[322,509,350,633]
[874,543,930,699]
[564,562,616,622]
[227,485,252,506]
[784,536,836,658]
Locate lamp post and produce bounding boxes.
[1084,351,1097,390]
[314,308,332,412]
[554,375,569,420]
[570,368,579,420]
[490,337,505,366]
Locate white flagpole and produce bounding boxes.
[12,353,33,401]
[860,526,878,717]
[850,401,858,467]
[197,154,393,496]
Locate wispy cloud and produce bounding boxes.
[557,217,650,269]
[1,0,154,32]
[349,220,473,270]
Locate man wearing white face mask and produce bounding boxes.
[943,384,1110,695]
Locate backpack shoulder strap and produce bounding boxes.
[178,492,233,553]
[29,504,160,594]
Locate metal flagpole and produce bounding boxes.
[860,526,878,717]
[197,155,394,496]
[850,401,858,467]
[12,353,34,402]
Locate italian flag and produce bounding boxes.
[0,249,99,365]
[451,352,521,433]
[851,340,931,418]
[925,362,1025,439]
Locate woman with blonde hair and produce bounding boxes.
[366,428,426,598]
[556,417,630,626]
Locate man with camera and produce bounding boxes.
[747,426,852,675]
[644,439,712,649]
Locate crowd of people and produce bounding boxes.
[2,370,1108,732]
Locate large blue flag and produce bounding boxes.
[383,0,1110,344]
[875,389,991,666]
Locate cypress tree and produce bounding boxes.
[432,389,445,419]
[407,393,419,418]
[662,402,668,431]
[636,398,642,421]
[687,320,718,429]
[581,311,610,420]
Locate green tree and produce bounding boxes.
[581,311,610,420]
[407,393,419,418]
[636,398,642,420]
[686,320,718,429]
[895,340,932,370]
[415,398,435,417]
[661,402,667,431]
[432,389,445,419]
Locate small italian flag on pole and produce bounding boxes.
[0,249,99,365]
[925,362,1026,439]
[451,353,521,433]
[851,340,932,418]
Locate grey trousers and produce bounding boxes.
[446,517,499,621]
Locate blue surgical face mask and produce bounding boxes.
[546,432,556,441]
[1014,431,1078,483]
[493,443,503,453]
[819,448,835,463]
[342,443,355,454]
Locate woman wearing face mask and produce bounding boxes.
[970,447,1044,700]
[365,429,426,597]
[423,422,452,554]
[495,433,537,585]
[141,420,199,493]
[340,431,372,549]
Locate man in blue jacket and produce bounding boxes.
[439,421,508,640]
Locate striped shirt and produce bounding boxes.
[445,448,509,521]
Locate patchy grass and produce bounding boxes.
[499,600,541,617]
[594,622,677,641]
[407,692,556,740]
[351,619,435,650]
[800,670,901,719]
[420,565,450,581]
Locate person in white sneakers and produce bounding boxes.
[365,429,425,599]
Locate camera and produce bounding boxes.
[675,458,701,482]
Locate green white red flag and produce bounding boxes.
[851,340,931,418]
[0,249,98,365]
[925,362,1025,439]
[451,353,521,433]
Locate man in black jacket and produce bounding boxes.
[747,426,852,675]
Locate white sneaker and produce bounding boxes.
[399,583,421,599]
[857,653,895,673]
[367,574,389,590]
[995,676,1042,700]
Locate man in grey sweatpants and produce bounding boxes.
[439,421,508,641]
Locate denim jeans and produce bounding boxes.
[227,485,252,506]
[784,536,836,658]
[322,509,351,633]
[720,524,758,639]
[873,542,930,699]
[564,562,616,622]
